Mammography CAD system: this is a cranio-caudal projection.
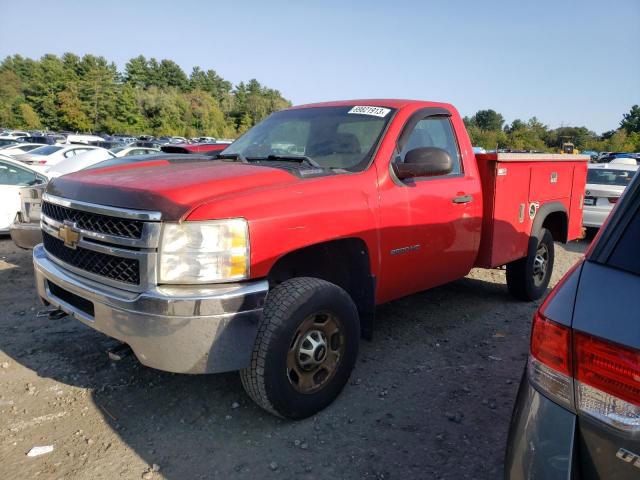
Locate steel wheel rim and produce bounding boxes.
[532,243,549,286]
[287,312,345,394]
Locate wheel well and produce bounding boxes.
[267,238,375,329]
[541,211,568,243]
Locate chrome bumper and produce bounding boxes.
[33,244,268,374]
[10,216,42,249]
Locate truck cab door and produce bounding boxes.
[375,109,482,303]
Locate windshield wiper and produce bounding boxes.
[248,154,322,168]
[217,152,248,163]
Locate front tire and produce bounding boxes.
[506,228,555,301]
[240,277,360,419]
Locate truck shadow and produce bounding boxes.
[0,233,589,479]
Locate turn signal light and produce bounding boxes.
[529,313,573,409]
[530,312,571,376]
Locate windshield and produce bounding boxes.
[29,145,64,156]
[223,105,395,172]
[110,147,125,154]
[587,168,637,187]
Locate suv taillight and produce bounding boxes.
[574,332,640,431]
[529,312,640,431]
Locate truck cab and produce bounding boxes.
[32,100,587,418]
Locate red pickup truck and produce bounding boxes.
[33,99,588,418]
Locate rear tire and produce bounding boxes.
[506,228,554,301]
[240,277,359,419]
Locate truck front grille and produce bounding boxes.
[43,231,140,285]
[42,201,144,239]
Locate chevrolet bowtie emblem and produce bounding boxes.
[58,224,80,249]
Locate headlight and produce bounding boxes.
[158,219,249,284]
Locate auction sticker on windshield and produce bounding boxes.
[348,106,391,117]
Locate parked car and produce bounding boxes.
[21,135,65,145]
[596,152,637,164]
[610,157,639,167]
[0,154,47,234]
[14,144,105,167]
[65,134,104,145]
[581,149,599,161]
[193,136,212,143]
[10,183,46,248]
[46,149,116,178]
[0,139,19,148]
[160,143,228,154]
[0,130,29,140]
[505,167,640,480]
[32,99,587,419]
[583,162,638,229]
[109,146,160,157]
[10,151,170,248]
[0,143,48,156]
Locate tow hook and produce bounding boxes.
[107,343,133,362]
[37,309,68,320]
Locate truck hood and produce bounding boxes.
[46,158,301,220]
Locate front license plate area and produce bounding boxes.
[47,281,95,318]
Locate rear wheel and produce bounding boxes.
[506,228,555,301]
[240,277,359,419]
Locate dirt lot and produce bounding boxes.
[0,237,588,480]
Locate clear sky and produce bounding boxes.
[1,0,638,133]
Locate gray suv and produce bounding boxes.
[505,170,639,479]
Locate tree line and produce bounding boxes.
[1,52,638,151]
[464,106,640,153]
[0,53,291,137]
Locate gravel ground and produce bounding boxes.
[0,237,588,480]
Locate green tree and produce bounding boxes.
[505,119,526,133]
[57,86,91,131]
[620,105,640,134]
[0,53,290,136]
[158,60,188,90]
[125,55,151,88]
[469,109,504,131]
[189,67,232,103]
[16,103,42,129]
[102,84,146,134]
[604,129,636,152]
[78,55,118,131]
[466,125,508,150]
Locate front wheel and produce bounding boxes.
[506,228,555,301]
[240,277,360,419]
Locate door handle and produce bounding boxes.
[452,194,473,204]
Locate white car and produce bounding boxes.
[0,154,47,233]
[0,131,29,140]
[46,149,116,178]
[109,146,160,157]
[65,134,105,145]
[583,162,638,229]
[14,144,105,167]
[0,143,48,156]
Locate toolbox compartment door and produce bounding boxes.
[529,164,574,202]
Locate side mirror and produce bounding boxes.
[393,147,453,180]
